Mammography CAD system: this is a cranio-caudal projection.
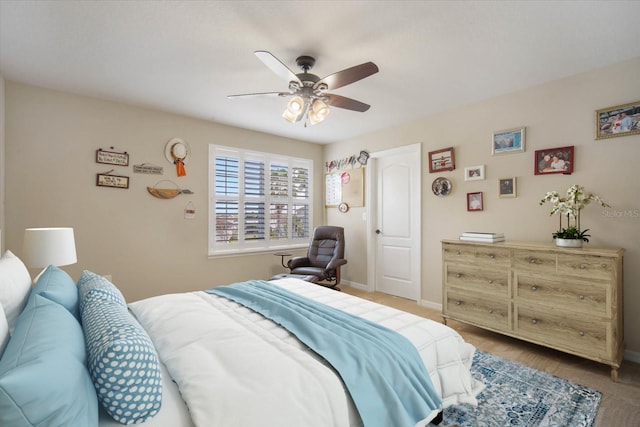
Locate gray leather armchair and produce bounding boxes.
[287,226,347,287]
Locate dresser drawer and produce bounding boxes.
[515,306,608,359]
[445,264,509,297]
[474,246,511,267]
[557,254,615,281]
[512,250,556,273]
[515,273,608,317]
[443,243,475,263]
[445,290,510,332]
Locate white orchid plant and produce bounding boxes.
[539,184,610,241]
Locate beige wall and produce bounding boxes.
[325,57,640,359]
[3,82,322,301]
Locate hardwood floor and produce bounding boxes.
[341,286,640,427]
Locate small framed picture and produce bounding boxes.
[595,101,640,139]
[492,127,525,155]
[467,192,483,211]
[498,177,517,198]
[464,165,485,181]
[429,147,455,173]
[534,145,574,175]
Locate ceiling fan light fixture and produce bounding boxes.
[308,99,330,125]
[283,96,304,122]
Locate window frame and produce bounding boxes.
[208,144,313,257]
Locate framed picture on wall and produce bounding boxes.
[595,101,640,139]
[492,127,526,155]
[464,165,485,181]
[467,192,483,211]
[428,147,455,173]
[534,145,574,175]
[498,177,517,198]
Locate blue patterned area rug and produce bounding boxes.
[441,350,602,427]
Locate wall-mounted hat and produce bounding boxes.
[165,138,191,165]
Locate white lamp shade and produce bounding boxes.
[23,227,77,268]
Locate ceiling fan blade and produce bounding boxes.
[227,91,290,99]
[315,62,379,90]
[254,51,302,85]
[325,94,371,112]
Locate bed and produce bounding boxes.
[0,251,483,427]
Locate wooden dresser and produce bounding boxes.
[441,240,624,380]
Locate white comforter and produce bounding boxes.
[129,278,483,427]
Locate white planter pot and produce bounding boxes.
[555,238,583,248]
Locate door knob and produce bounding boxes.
[375,229,381,234]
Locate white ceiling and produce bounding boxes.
[2,1,640,144]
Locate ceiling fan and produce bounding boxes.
[228,51,379,125]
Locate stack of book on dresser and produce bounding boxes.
[459,232,505,243]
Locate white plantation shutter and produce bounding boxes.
[209,145,312,255]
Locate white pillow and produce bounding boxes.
[0,303,9,357]
[0,250,32,333]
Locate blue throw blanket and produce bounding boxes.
[208,280,441,427]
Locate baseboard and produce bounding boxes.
[420,300,442,311]
[340,280,370,292]
[624,349,640,364]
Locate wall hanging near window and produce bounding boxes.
[165,138,191,177]
[325,150,369,172]
[96,170,129,189]
[147,180,193,199]
[133,163,163,175]
[325,168,364,208]
[96,147,129,166]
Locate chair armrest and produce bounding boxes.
[287,256,310,269]
[326,258,347,270]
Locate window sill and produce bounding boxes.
[208,244,308,259]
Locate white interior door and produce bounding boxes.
[370,144,421,300]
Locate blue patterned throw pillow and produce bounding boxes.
[77,270,126,314]
[81,281,162,424]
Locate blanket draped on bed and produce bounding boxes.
[208,280,441,427]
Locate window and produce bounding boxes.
[209,145,312,255]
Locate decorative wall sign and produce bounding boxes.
[133,164,164,175]
[96,148,129,166]
[184,202,196,219]
[96,173,129,189]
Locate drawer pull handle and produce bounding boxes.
[531,286,538,292]
[530,259,537,264]
[488,309,494,314]
[531,319,538,325]
[578,295,585,300]
[488,279,494,284]
[601,263,607,268]
[489,254,495,259]
[455,301,461,306]
[579,331,585,337]
[455,273,462,278]
[580,264,586,269]
[456,251,461,255]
